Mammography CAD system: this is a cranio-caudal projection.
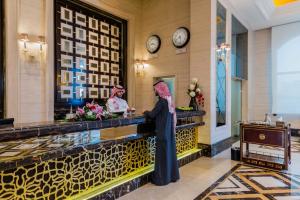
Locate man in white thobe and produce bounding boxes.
[106,85,129,113]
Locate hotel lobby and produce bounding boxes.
[1,0,300,199]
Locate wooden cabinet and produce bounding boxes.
[240,124,291,170]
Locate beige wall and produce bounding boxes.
[135,0,191,111]
[249,28,300,128]
[5,0,246,145]
[5,0,194,126]
[190,0,212,144]
[4,0,218,144]
[5,0,142,123]
[250,29,272,121]
[6,0,47,123]
[138,0,221,145]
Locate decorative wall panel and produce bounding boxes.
[54,0,127,119]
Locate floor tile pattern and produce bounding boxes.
[196,164,300,200]
[118,137,300,200]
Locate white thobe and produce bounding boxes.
[106,97,129,113]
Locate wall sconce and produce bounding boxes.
[18,33,46,62]
[19,33,29,52]
[216,43,230,62]
[37,36,45,52]
[135,59,148,77]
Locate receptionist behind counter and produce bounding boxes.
[106,85,133,114]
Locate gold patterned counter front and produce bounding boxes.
[0,127,198,200]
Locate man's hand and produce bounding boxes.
[143,110,149,115]
[127,107,136,112]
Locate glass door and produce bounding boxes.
[231,79,241,136]
[231,15,248,136]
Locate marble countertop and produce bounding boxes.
[0,121,204,171]
[0,110,205,142]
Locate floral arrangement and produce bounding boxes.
[187,78,205,108]
[76,101,106,121]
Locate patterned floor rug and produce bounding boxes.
[194,164,300,200]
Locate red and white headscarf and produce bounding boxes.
[154,81,177,127]
[154,81,175,114]
[110,85,125,98]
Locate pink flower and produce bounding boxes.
[77,108,85,116]
[96,113,102,120]
[87,104,96,110]
[92,105,103,114]
[86,103,91,108]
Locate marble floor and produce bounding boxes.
[119,138,300,200]
[196,164,300,200]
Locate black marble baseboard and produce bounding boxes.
[178,150,202,167]
[199,136,239,157]
[88,150,202,200]
[90,173,151,200]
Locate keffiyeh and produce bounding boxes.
[153,81,177,127]
[110,85,125,98]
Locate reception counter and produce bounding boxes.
[0,111,205,200]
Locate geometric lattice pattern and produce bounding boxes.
[0,128,197,199]
[54,0,127,118]
[199,165,300,200]
[176,128,197,154]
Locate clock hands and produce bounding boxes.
[177,35,182,44]
[150,41,156,48]
[146,35,160,53]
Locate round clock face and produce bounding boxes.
[146,35,161,54]
[172,27,190,48]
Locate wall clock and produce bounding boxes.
[172,27,190,48]
[146,35,161,54]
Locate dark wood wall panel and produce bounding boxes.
[54,0,127,120]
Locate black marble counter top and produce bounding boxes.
[0,110,205,142]
[0,121,203,171]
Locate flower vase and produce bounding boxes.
[189,97,199,111]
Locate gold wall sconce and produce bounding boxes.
[135,59,148,77]
[37,36,45,52]
[19,33,29,51]
[216,43,230,62]
[216,43,230,52]
[18,33,46,53]
[18,33,46,62]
